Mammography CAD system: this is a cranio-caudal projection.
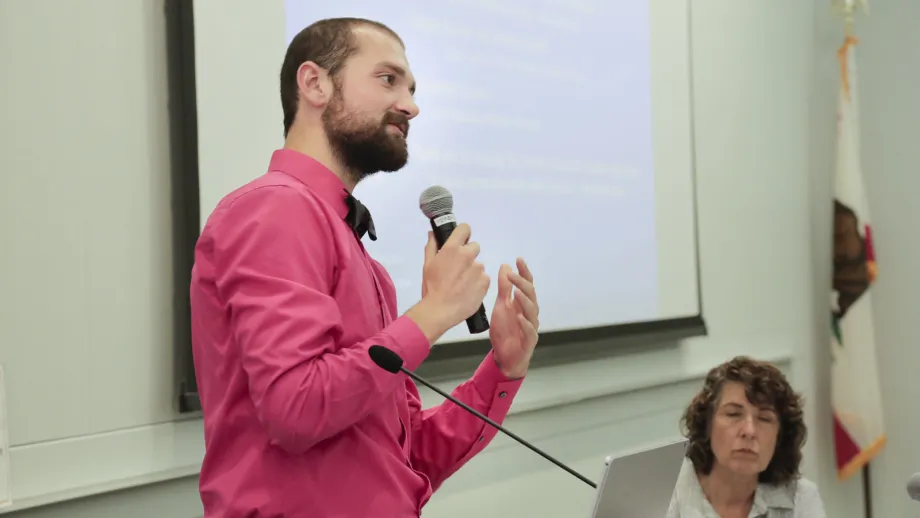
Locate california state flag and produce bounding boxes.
[830,34,886,481]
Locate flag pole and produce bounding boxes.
[831,0,873,513]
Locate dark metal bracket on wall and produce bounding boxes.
[165,0,202,414]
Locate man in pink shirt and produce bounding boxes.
[189,17,541,517]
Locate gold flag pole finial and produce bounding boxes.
[833,0,869,36]
[833,0,867,97]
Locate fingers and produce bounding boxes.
[516,257,534,283]
[423,231,438,266]
[517,313,539,346]
[467,261,490,300]
[441,224,480,263]
[479,269,492,296]
[462,240,481,260]
[443,223,471,248]
[513,288,539,328]
[496,263,513,302]
[510,260,539,328]
[510,270,537,306]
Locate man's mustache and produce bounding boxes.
[383,112,409,137]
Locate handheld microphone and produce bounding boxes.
[907,472,920,501]
[419,185,489,335]
[368,344,597,489]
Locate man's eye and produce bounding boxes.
[380,74,395,85]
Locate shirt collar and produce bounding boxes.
[751,480,795,514]
[677,458,795,516]
[267,148,350,219]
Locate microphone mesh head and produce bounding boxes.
[419,185,453,218]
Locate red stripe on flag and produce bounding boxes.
[864,224,875,261]
[833,412,860,470]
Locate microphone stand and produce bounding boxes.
[399,366,597,489]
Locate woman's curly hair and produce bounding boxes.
[680,356,807,486]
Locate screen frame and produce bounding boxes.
[165,0,705,412]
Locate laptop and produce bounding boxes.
[589,437,688,518]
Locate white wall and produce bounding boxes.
[807,3,920,517]
[859,4,920,513]
[0,0,198,513]
[1,0,175,437]
[1,0,917,517]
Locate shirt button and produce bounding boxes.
[499,391,507,398]
[479,436,485,442]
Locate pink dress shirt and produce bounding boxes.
[189,149,523,517]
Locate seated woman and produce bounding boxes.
[667,356,826,518]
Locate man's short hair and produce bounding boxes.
[279,18,403,137]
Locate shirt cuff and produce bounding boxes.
[382,315,432,372]
[470,350,524,402]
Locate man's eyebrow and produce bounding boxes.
[379,61,416,95]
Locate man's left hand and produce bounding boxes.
[489,258,539,379]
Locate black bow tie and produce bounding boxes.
[343,190,377,241]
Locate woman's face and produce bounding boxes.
[708,381,780,477]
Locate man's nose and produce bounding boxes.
[395,95,419,119]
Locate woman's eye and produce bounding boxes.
[380,74,394,85]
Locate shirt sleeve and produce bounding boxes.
[211,185,431,454]
[405,350,524,490]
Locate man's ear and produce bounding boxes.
[297,61,332,108]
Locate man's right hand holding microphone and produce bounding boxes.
[407,223,490,344]
[406,223,540,378]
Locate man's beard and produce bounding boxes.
[322,89,410,184]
